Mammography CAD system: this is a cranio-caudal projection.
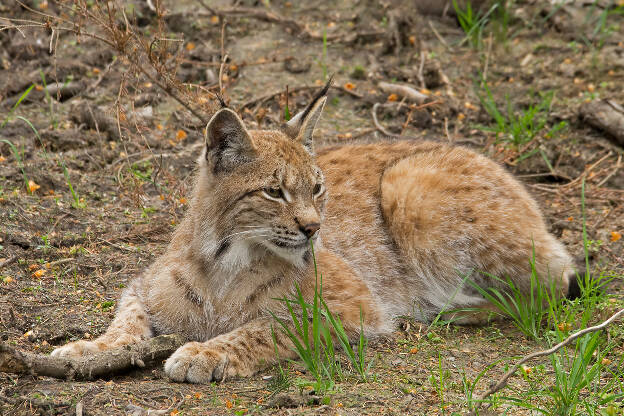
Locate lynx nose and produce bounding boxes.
[299,223,320,239]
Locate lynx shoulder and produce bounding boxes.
[52,84,575,383]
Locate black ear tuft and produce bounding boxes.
[298,75,333,127]
[283,77,332,154]
[216,92,228,109]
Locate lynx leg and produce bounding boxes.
[51,279,152,359]
[165,248,386,384]
[164,318,297,383]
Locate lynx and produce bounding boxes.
[52,84,576,383]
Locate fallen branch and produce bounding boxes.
[474,308,624,410]
[0,334,185,380]
[378,82,428,104]
[580,99,624,147]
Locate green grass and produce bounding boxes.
[453,0,507,49]
[314,28,328,81]
[467,261,553,342]
[1,84,34,128]
[475,79,567,149]
[39,69,58,129]
[271,242,371,394]
[59,156,85,209]
[0,139,30,194]
[465,180,624,414]
[586,1,624,50]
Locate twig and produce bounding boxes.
[417,39,426,89]
[475,308,624,409]
[0,334,185,380]
[372,103,398,137]
[562,151,613,189]
[596,153,622,187]
[444,117,451,142]
[219,54,228,100]
[428,20,450,50]
[0,256,17,270]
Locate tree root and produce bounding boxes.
[0,334,185,381]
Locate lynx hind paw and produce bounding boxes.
[50,340,101,359]
[164,342,230,384]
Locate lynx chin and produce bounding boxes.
[52,83,576,383]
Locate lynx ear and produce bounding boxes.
[284,79,331,155]
[205,108,255,172]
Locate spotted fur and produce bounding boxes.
[52,90,574,382]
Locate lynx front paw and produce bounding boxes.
[165,342,245,384]
[50,340,101,359]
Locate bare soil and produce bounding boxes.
[0,1,623,415]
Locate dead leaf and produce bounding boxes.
[28,180,40,193]
[175,130,187,141]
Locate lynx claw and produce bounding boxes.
[50,340,100,359]
[164,342,230,384]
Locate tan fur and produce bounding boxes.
[52,94,574,383]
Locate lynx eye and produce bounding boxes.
[313,183,323,196]
[263,187,283,199]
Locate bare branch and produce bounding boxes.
[0,334,185,380]
[475,308,624,408]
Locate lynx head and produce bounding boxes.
[193,84,329,270]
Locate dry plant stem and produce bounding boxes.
[138,55,209,125]
[417,40,426,89]
[483,32,493,82]
[5,2,211,125]
[476,308,624,408]
[0,334,185,380]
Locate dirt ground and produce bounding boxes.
[1,0,623,415]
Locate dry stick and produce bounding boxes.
[596,154,622,187]
[0,334,185,380]
[428,19,450,50]
[377,82,428,105]
[562,151,613,189]
[372,103,397,137]
[417,39,426,90]
[475,308,624,408]
[0,256,17,270]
